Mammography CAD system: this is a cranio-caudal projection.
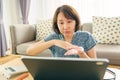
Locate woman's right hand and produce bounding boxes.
[52,40,73,49]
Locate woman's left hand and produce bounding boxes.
[64,45,84,56]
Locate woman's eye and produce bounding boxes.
[68,21,72,23]
[60,22,64,24]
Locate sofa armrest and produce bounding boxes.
[82,23,93,34]
[10,24,36,54]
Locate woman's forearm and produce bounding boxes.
[27,40,54,55]
[27,39,72,56]
[78,51,90,58]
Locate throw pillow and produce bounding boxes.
[92,16,120,44]
[36,19,53,41]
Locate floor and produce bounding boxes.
[0,54,21,65]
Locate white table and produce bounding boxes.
[104,68,120,80]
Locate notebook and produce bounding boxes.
[22,56,109,80]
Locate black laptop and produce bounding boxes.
[22,56,109,80]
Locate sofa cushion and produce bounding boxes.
[96,44,120,60]
[16,41,52,57]
[36,19,53,41]
[82,23,92,33]
[96,44,120,65]
[92,16,120,44]
[10,24,35,45]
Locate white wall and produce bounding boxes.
[29,0,61,24]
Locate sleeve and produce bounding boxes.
[44,33,56,52]
[85,32,98,51]
[44,33,55,42]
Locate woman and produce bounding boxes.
[27,5,97,58]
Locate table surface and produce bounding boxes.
[0,55,120,80]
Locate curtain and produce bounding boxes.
[0,0,7,56]
[20,0,31,24]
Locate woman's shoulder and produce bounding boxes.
[75,31,92,36]
[48,32,58,36]
[46,32,61,39]
[44,32,60,41]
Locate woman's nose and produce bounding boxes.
[63,23,68,29]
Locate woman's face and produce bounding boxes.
[57,12,76,37]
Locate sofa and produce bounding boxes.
[9,23,120,65]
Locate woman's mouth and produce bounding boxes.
[64,31,70,34]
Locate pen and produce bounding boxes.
[16,73,29,80]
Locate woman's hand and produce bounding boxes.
[64,45,84,56]
[53,40,95,58]
[53,40,73,49]
[53,40,85,57]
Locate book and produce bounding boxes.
[1,65,28,79]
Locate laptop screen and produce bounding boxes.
[22,56,109,80]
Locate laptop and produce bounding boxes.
[22,56,109,80]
